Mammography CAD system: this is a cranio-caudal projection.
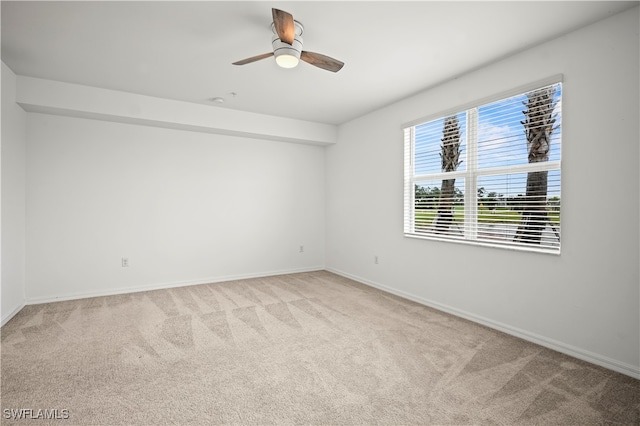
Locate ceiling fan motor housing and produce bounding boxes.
[271,21,304,67]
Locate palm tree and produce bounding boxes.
[433,115,462,233]
[515,86,558,244]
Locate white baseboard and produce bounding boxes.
[1,301,26,327]
[326,267,640,380]
[25,265,325,305]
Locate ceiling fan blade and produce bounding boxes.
[272,8,295,45]
[232,52,274,66]
[300,51,344,73]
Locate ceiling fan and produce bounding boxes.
[233,8,344,73]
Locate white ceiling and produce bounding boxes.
[2,1,636,125]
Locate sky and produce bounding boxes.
[413,83,562,200]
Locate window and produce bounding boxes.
[403,80,562,254]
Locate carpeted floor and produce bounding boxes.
[1,271,638,425]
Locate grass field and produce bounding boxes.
[415,206,560,228]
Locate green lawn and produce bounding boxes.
[416,206,560,227]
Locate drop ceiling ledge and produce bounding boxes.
[15,76,338,146]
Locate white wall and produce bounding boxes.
[326,7,640,377]
[1,62,27,324]
[26,113,325,302]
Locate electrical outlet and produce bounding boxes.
[299,245,304,253]
[121,257,129,267]
[374,255,379,264]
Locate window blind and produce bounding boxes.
[404,82,562,254]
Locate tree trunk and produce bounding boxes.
[515,87,557,244]
[434,178,455,233]
[434,116,461,234]
[516,170,548,243]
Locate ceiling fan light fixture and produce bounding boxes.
[272,41,302,68]
[271,20,303,69]
[275,53,299,68]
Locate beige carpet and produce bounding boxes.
[1,271,638,425]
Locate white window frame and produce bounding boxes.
[403,76,562,254]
